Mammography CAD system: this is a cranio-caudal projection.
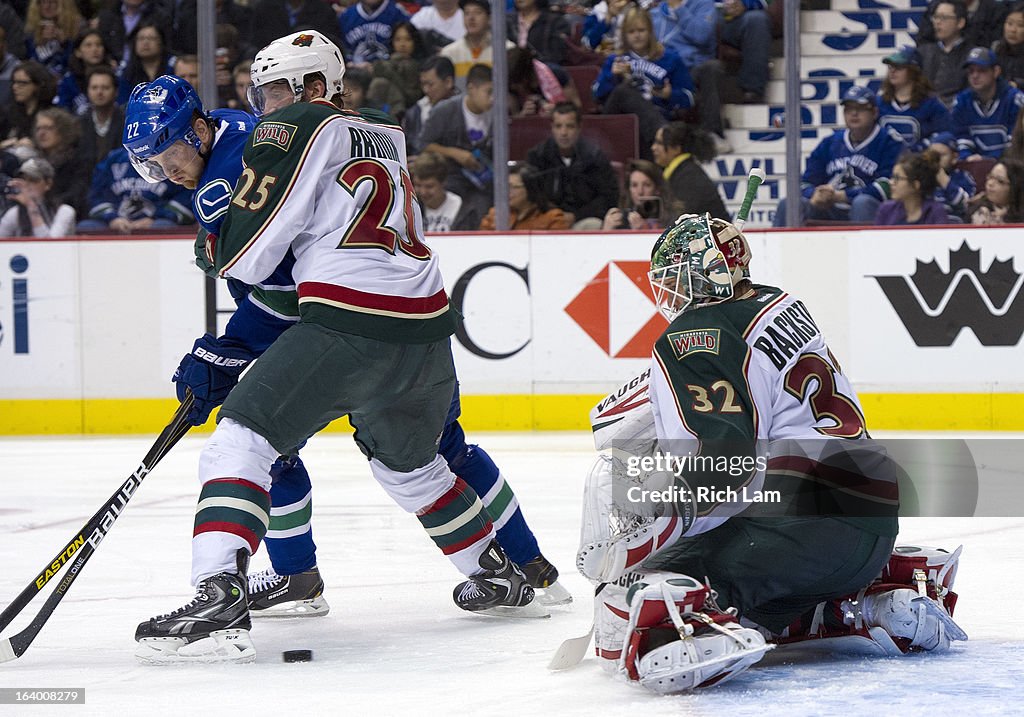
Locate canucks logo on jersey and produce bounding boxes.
[194,109,258,237]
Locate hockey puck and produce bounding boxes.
[282,649,313,663]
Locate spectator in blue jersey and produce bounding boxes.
[877,45,951,151]
[995,3,1024,89]
[78,146,194,233]
[772,85,906,227]
[650,0,729,153]
[919,1,971,107]
[925,131,975,220]
[718,0,772,104]
[115,23,174,106]
[581,0,628,54]
[24,0,81,77]
[875,152,951,225]
[952,46,1024,160]
[339,0,410,66]
[55,30,115,117]
[593,5,694,161]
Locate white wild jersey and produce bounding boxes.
[650,285,867,445]
[214,100,455,342]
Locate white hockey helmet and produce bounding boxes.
[248,29,345,116]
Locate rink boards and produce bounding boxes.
[0,225,1021,433]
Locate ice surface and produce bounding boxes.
[1,432,1023,716]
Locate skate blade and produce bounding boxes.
[472,601,552,619]
[535,581,573,607]
[251,595,331,619]
[135,629,256,665]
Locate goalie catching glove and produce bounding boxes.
[173,333,255,425]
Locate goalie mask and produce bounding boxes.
[648,213,752,321]
[248,30,346,116]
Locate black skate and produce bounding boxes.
[453,541,548,618]
[248,566,330,618]
[521,553,573,607]
[135,553,254,664]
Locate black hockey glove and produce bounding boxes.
[173,333,254,426]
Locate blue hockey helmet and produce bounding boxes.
[123,75,206,183]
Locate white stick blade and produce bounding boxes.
[548,627,594,670]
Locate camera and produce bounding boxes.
[0,174,18,196]
[617,197,661,229]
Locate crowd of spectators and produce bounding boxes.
[0,0,777,236]
[2,0,1023,236]
[776,0,1024,228]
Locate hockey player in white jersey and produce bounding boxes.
[132,30,538,664]
[574,213,966,692]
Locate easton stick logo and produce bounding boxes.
[34,535,86,589]
[872,242,1024,347]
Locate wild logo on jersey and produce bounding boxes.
[667,329,720,360]
[253,123,297,152]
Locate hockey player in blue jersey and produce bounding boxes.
[773,85,906,227]
[123,50,568,619]
[952,46,1024,160]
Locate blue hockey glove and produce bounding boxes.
[173,333,254,426]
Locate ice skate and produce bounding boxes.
[454,541,549,618]
[248,566,330,618]
[520,553,572,607]
[135,569,254,665]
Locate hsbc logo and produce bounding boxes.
[564,261,667,358]
[873,242,1024,347]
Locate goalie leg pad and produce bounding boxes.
[601,574,772,693]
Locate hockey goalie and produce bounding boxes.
[573,213,967,694]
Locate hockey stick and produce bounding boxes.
[733,166,766,231]
[0,394,195,663]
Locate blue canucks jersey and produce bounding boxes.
[877,95,951,151]
[801,125,906,204]
[195,109,297,350]
[194,109,258,236]
[951,82,1024,159]
[339,0,410,64]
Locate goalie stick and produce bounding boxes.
[0,394,195,663]
[550,167,767,672]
